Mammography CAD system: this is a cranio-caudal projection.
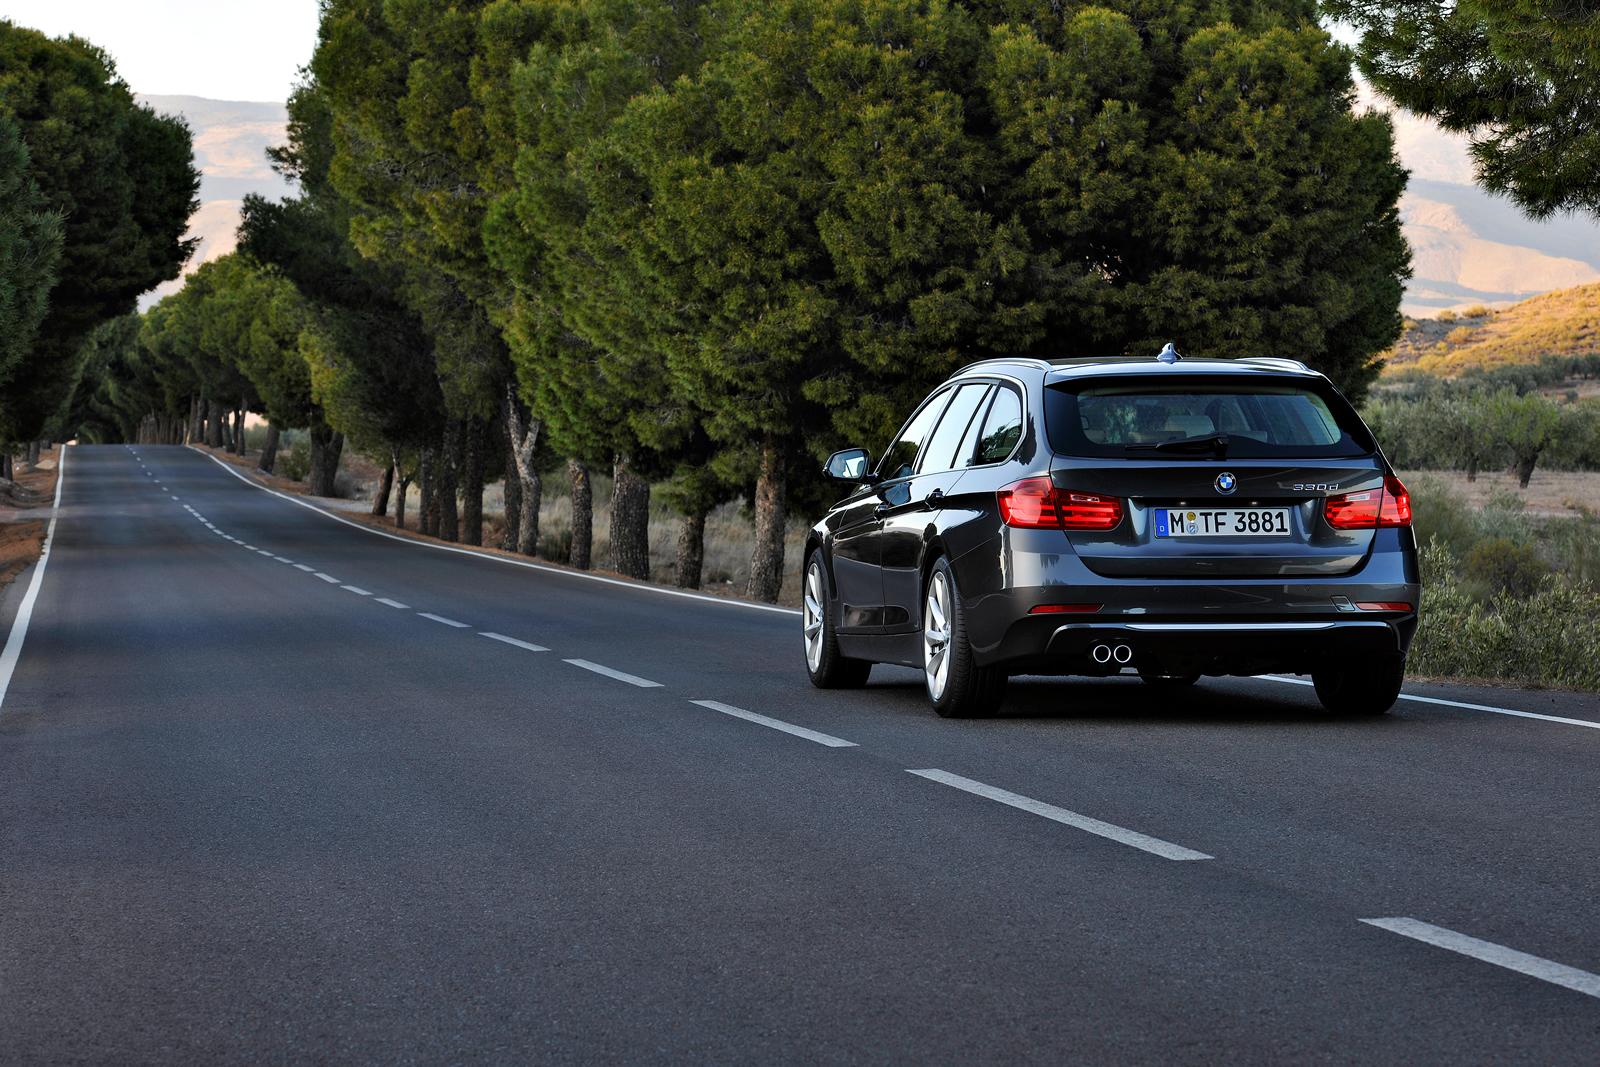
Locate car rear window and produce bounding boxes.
[1044,377,1373,459]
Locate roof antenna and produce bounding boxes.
[1156,342,1181,364]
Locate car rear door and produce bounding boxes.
[834,387,954,630]
[1042,374,1386,578]
[875,382,993,629]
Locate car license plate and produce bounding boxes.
[1155,507,1290,538]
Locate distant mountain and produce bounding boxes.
[1384,282,1600,374]
[1377,96,1600,316]
[137,95,291,307]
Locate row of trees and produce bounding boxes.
[86,0,1412,601]
[0,20,199,476]
[1364,384,1600,487]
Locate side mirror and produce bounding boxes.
[823,448,873,483]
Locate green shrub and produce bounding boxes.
[1406,475,1480,557]
[1464,538,1549,598]
[1411,540,1600,690]
[278,442,310,482]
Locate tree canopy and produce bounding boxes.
[0,20,199,441]
[1327,0,1600,219]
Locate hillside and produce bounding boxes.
[1383,283,1600,374]
[1376,96,1600,316]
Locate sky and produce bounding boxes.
[0,0,320,102]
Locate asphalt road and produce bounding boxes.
[2,444,1598,1063]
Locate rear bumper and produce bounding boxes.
[956,527,1420,675]
[1015,617,1414,677]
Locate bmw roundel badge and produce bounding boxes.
[1214,472,1237,495]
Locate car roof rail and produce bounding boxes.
[951,356,1054,376]
[1237,356,1313,372]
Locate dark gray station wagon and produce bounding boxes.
[802,349,1420,718]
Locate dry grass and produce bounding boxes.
[1384,281,1600,374]
[1398,467,1600,517]
[0,447,62,591]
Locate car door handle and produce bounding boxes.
[924,489,945,508]
[873,503,890,518]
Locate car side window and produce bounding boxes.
[972,385,1023,464]
[916,383,992,475]
[878,389,952,482]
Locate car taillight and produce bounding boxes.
[997,478,1123,531]
[1324,476,1412,529]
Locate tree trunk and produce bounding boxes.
[307,422,343,497]
[1516,453,1539,489]
[1466,453,1479,482]
[610,453,651,579]
[372,462,395,517]
[395,451,411,531]
[419,447,438,536]
[676,507,707,590]
[258,423,280,474]
[502,446,522,551]
[1,452,12,481]
[568,458,592,571]
[188,395,202,444]
[206,399,225,447]
[233,404,247,455]
[747,435,787,603]
[438,420,461,543]
[26,441,40,470]
[501,384,542,556]
[460,419,484,546]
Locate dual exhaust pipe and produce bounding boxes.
[1090,642,1133,666]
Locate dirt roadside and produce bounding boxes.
[188,444,801,611]
[0,447,63,593]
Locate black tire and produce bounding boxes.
[1312,657,1405,715]
[1138,670,1201,689]
[803,551,871,689]
[922,557,1007,718]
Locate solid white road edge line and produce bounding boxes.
[375,598,409,609]
[0,446,67,711]
[1260,675,1600,731]
[418,612,469,628]
[907,769,1213,862]
[1362,918,1600,1000]
[479,632,548,653]
[563,659,662,688]
[691,699,857,748]
[193,447,800,618]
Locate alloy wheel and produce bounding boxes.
[804,562,825,672]
[923,571,951,700]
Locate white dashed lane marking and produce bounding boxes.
[418,612,470,629]
[313,573,340,584]
[293,564,316,573]
[907,769,1213,862]
[341,585,372,596]
[479,632,548,653]
[690,699,856,748]
[563,659,661,688]
[1362,918,1600,1000]
[375,598,409,610]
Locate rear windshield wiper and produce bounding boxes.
[1124,432,1230,458]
